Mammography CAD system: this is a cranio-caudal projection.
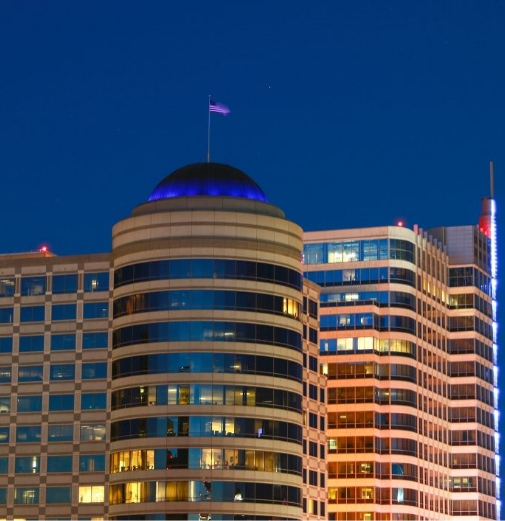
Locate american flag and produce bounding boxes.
[209,100,230,115]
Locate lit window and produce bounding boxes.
[79,485,104,503]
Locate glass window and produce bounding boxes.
[0,367,11,383]
[20,305,45,322]
[0,427,9,443]
[51,304,76,321]
[46,486,72,503]
[0,457,7,474]
[52,274,78,294]
[0,278,15,297]
[80,454,105,472]
[81,393,106,410]
[16,426,41,443]
[14,487,39,504]
[18,365,43,383]
[50,364,75,381]
[0,337,12,353]
[49,395,74,411]
[83,302,109,319]
[47,455,72,472]
[15,456,40,473]
[78,485,104,503]
[84,272,109,293]
[303,244,325,264]
[21,276,46,296]
[0,308,13,324]
[51,333,76,351]
[0,396,11,413]
[82,362,107,379]
[0,488,5,504]
[80,423,106,441]
[83,332,108,349]
[17,395,42,412]
[48,424,73,442]
[19,335,44,353]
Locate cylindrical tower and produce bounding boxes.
[108,163,305,520]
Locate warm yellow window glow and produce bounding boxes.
[79,485,104,503]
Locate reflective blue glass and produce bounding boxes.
[82,362,107,379]
[16,426,41,442]
[0,278,15,297]
[20,306,45,322]
[48,455,72,472]
[21,276,46,296]
[80,454,105,472]
[83,332,108,349]
[49,395,74,411]
[46,486,72,503]
[84,272,109,292]
[52,274,78,294]
[0,427,8,443]
[50,364,75,381]
[0,337,12,353]
[48,424,73,442]
[51,304,76,321]
[18,366,43,382]
[19,335,44,352]
[51,333,76,351]
[112,321,301,351]
[15,456,40,473]
[0,457,7,473]
[17,395,42,412]
[0,308,13,324]
[81,393,106,410]
[83,302,109,319]
[0,367,10,383]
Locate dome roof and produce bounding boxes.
[148,162,269,203]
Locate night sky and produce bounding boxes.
[1,0,505,498]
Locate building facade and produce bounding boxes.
[0,160,499,520]
[302,190,498,520]
[0,163,327,520]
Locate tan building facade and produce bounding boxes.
[0,162,328,520]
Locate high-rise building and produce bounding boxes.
[0,163,327,520]
[302,179,498,519]
[0,160,499,520]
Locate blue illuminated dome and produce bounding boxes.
[148,162,269,203]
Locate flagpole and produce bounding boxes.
[207,95,211,163]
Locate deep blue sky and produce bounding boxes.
[1,0,505,498]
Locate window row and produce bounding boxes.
[303,238,414,264]
[111,416,302,444]
[109,480,301,506]
[321,312,417,334]
[320,337,416,357]
[113,384,301,412]
[112,352,302,382]
[0,362,107,383]
[321,290,416,311]
[110,447,301,475]
[327,387,418,408]
[114,289,300,320]
[112,321,302,351]
[0,485,104,505]
[114,259,303,290]
[0,272,109,297]
[328,461,417,481]
[323,361,417,382]
[0,423,104,443]
[328,486,417,506]
[329,436,418,457]
[0,454,104,474]
[305,266,416,288]
[0,302,108,324]
[0,393,106,414]
[449,267,492,295]
[0,332,108,354]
